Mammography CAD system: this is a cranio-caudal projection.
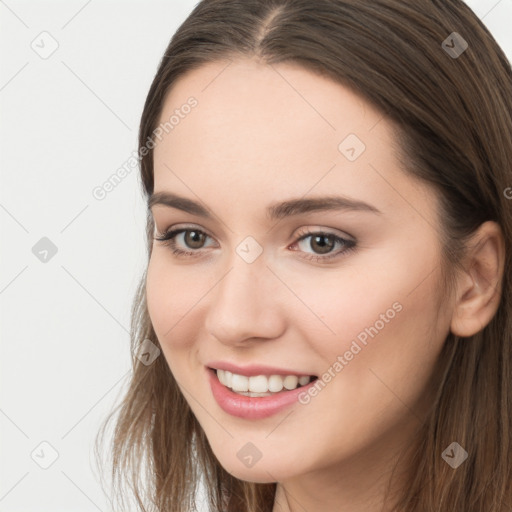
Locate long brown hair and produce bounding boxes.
[94,1,512,510]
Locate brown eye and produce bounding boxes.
[293,230,356,262]
[153,227,215,256]
[184,230,207,249]
[308,234,336,254]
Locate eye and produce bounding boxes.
[153,225,357,263]
[290,228,356,262]
[154,227,215,258]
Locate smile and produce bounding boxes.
[215,368,315,396]
[206,367,319,419]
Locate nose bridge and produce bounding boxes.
[204,245,284,344]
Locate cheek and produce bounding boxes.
[309,238,445,356]
[297,248,446,402]
[146,255,209,390]
[285,267,445,466]
[145,254,204,349]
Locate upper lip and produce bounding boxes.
[206,361,317,378]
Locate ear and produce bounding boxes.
[450,221,505,338]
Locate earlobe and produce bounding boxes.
[450,221,505,338]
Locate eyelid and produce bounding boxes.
[154,223,216,240]
[294,225,354,242]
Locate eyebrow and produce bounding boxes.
[147,191,382,221]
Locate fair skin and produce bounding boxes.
[146,56,504,512]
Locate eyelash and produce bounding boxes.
[153,226,356,263]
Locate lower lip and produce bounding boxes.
[207,367,318,419]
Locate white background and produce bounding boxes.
[1,1,511,510]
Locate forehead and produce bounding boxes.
[155,57,386,151]
[151,58,436,227]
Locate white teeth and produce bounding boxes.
[215,369,313,393]
[249,375,268,393]
[298,375,310,386]
[268,375,283,392]
[231,373,249,392]
[283,375,299,390]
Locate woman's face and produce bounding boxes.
[146,57,453,485]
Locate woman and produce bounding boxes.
[95,1,512,510]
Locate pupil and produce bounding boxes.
[186,231,204,248]
[312,234,334,254]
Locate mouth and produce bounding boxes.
[208,367,318,397]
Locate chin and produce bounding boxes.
[213,450,299,483]
[222,465,280,484]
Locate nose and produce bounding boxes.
[204,253,286,347]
